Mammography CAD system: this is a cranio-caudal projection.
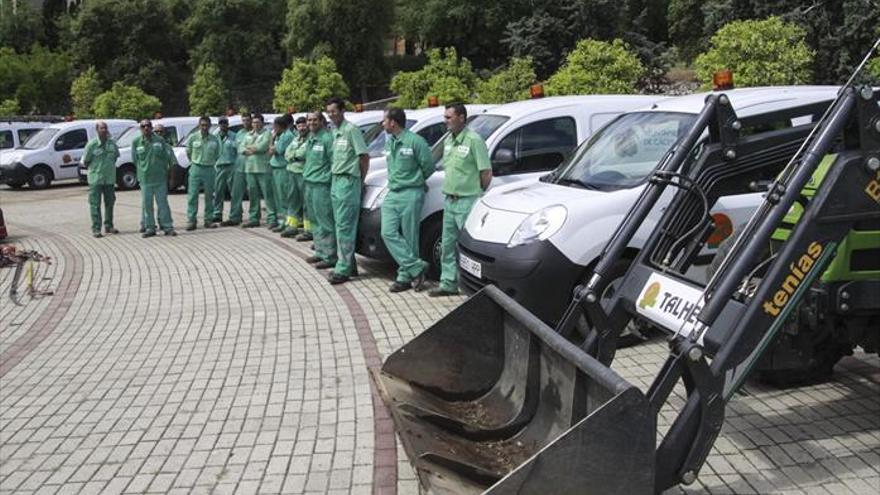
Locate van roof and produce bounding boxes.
[403,104,497,122]
[482,95,663,118]
[644,86,841,116]
[47,119,136,130]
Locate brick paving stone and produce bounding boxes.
[0,186,877,495]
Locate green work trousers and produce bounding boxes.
[381,187,427,283]
[286,171,306,229]
[88,184,115,233]
[438,195,478,292]
[246,172,277,225]
[229,168,247,223]
[305,181,336,263]
[271,167,289,227]
[141,181,174,233]
[187,164,216,225]
[212,164,233,221]
[331,175,361,276]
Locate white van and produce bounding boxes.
[457,86,839,327]
[357,95,663,278]
[1,119,60,152]
[1,119,134,189]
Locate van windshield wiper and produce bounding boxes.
[555,177,601,190]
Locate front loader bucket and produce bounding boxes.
[374,285,656,494]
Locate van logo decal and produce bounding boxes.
[762,241,823,316]
[639,282,661,308]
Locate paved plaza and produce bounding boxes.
[0,184,878,495]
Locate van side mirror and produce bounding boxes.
[493,148,515,166]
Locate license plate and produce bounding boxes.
[459,253,481,279]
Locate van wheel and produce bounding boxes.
[28,166,52,189]
[117,164,139,190]
[419,216,443,281]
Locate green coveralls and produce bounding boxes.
[133,134,175,233]
[438,128,491,292]
[381,129,434,283]
[245,129,277,225]
[186,131,220,225]
[303,129,336,263]
[83,137,120,234]
[212,129,238,222]
[330,120,368,276]
[283,134,308,231]
[270,129,294,228]
[229,129,250,223]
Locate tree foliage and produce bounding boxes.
[0,0,46,52]
[286,0,391,101]
[70,66,102,118]
[694,16,813,88]
[390,47,478,108]
[69,0,186,112]
[476,57,537,104]
[93,82,162,120]
[188,63,228,116]
[0,45,72,114]
[667,0,704,62]
[273,57,350,112]
[0,98,20,116]
[546,39,645,95]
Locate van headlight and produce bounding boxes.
[507,205,567,248]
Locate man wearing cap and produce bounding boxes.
[325,97,369,285]
[380,108,434,292]
[281,116,309,238]
[269,116,294,232]
[82,121,121,238]
[429,103,492,297]
[212,117,237,224]
[185,115,221,230]
[302,111,336,268]
[132,119,177,238]
[223,112,252,226]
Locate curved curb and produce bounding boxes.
[0,225,83,379]
[248,230,398,495]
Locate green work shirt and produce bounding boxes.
[285,134,308,173]
[83,137,120,186]
[441,127,491,197]
[244,129,271,174]
[385,129,433,191]
[235,128,251,169]
[330,120,368,177]
[186,131,221,167]
[303,129,334,184]
[271,129,294,169]
[216,130,237,166]
[132,134,174,186]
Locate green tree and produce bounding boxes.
[286,0,391,101]
[476,57,537,104]
[183,0,286,110]
[273,57,350,112]
[93,82,162,120]
[188,63,228,116]
[668,0,704,62]
[695,17,813,88]
[390,47,478,108]
[545,39,645,95]
[0,45,72,114]
[70,66,102,118]
[69,0,186,113]
[0,98,20,116]
[0,1,46,52]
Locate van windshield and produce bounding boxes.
[431,114,509,164]
[116,126,141,148]
[21,128,59,150]
[555,112,697,191]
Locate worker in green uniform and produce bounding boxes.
[302,111,337,268]
[269,116,294,232]
[212,117,237,223]
[132,119,177,238]
[281,116,309,238]
[82,121,121,238]
[326,97,369,284]
[223,112,252,226]
[380,108,434,292]
[242,113,276,227]
[185,115,221,230]
[430,103,492,297]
